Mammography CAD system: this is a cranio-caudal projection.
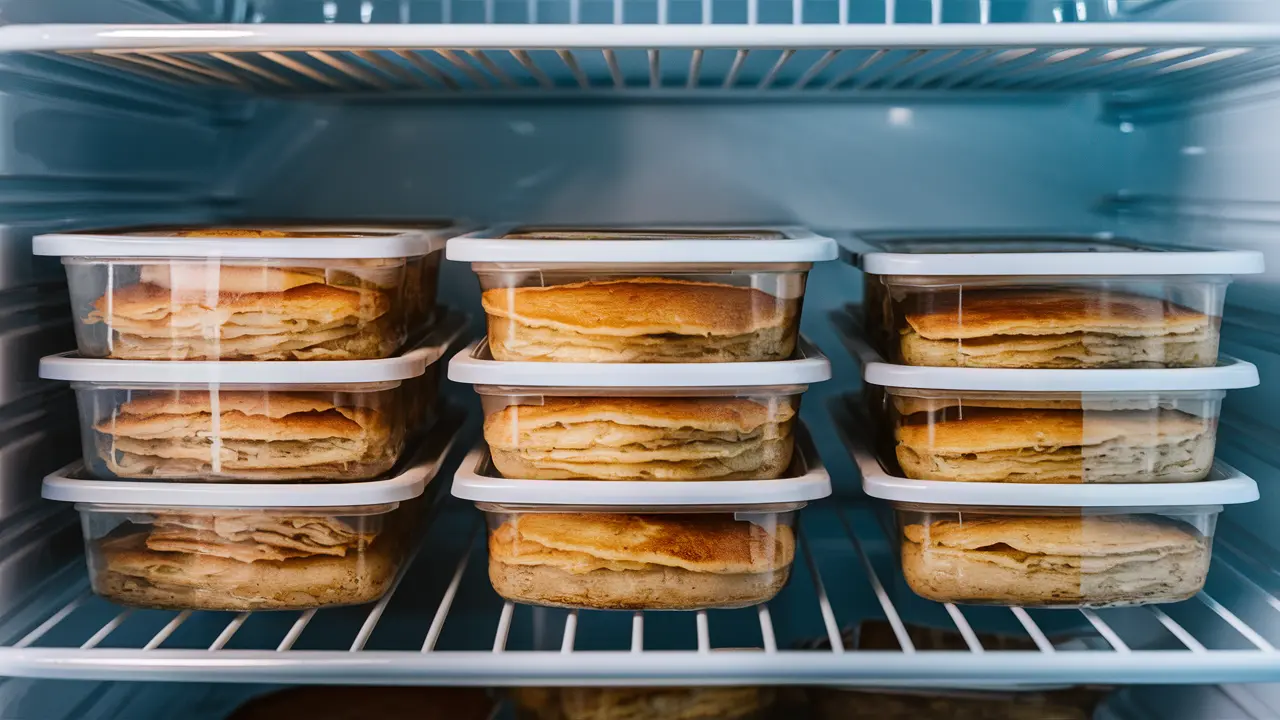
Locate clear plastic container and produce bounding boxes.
[232,219,459,331]
[882,388,1224,484]
[513,687,777,720]
[41,320,461,482]
[845,233,1264,369]
[35,226,447,361]
[448,336,832,482]
[478,388,803,482]
[838,317,1260,485]
[447,225,836,363]
[479,503,801,611]
[79,502,410,611]
[43,435,452,611]
[892,503,1219,608]
[846,400,1259,608]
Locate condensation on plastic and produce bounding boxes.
[477,502,803,611]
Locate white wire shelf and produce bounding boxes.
[1,486,1278,686]
[3,23,1280,99]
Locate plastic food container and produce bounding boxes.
[512,687,777,720]
[844,232,1264,368]
[233,219,463,331]
[842,410,1259,608]
[43,424,458,612]
[448,337,831,481]
[447,225,836,363]
[34,225,451,361]
[837,316,1260,484]
[40,314,463,482]
[453,426,831,611]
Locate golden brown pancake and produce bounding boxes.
[482,277,798,362]
[901,514,1209,606]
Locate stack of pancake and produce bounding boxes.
[95,391,397,481]
[901,514,1210,607]
[898,288,1217,368]
[97,511,396,611]
[481,277,798,363]
[488,513,795,610]
[86,229,401,360]
[483,396,796,481]
[893,406,1215,484]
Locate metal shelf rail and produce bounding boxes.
[1,24,1280,98]
[0,491,1277,686]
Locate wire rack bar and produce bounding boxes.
[5,24,1276,102]
[421,521,479,653]
[1009,608,1054,653]
[207,613,248,652]
[630,614,643,653]
[1196,593,1277,652]
[836,508,915,653]
[799,527,843,653]
[695,612,710,653]
[1080,609,1130,652]
[13,594,87,649]
[560,611,577,653]
[944,605,984,653]
[758,606,777,653]
[493,603,515,653]
[80,610,132,650]
[277,609,316,652]
[143,611,191,651]
[1149,607,1208,653]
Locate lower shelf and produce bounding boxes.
[1,488,1278,687]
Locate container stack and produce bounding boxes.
[446,225,837,610]
[834,232,1265,608]
[32,224,463,612]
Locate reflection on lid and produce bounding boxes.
[871,236,1151,254]
[122,227,396,239]
[502,228,785,240]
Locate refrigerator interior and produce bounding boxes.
[3,0,1280,717]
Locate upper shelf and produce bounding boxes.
[3,23,1280,100]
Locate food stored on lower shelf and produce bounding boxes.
[842,403,1260,608]
[40,315,462,482]
[895,504,1218,608]
[836,314,1259,484]
[447,225,836,363]
[42,422,457,611]
[843,232,1264,369]
[35,225,453,360]
[481,505,799,611]
[453,425,831,611]
[511,686,776,720]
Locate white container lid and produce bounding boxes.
[34,225,449,259]
[449,337,831,388]
[837,313,1259,392]
[40,311,467,385]
[43,421,461,507]
[841,231,1265,277]
[836,400,1258,507]
[453,423,830,506]
[447,224,837,263]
